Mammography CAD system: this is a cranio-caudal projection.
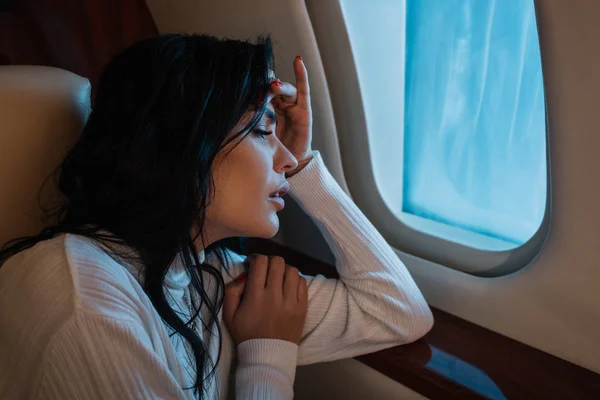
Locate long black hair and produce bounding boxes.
[0,33,274,398]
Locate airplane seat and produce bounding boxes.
[0,66,91,248]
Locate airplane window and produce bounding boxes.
[341,0,546,251]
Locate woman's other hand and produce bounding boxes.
[223,255,308,345]
[270,56,313,177]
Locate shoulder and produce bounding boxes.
[0,234,127,396]
[62,234,153,321]
[0,234,150,348]
[29,310,183,400]
[0,235,76,333]
[0,234,171,398]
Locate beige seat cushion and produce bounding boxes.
[0,66,91,248]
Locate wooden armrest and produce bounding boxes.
[246,238,600,399]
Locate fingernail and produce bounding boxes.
[237,273,248,282]
[273,79,283,87]
[296,55,303,61]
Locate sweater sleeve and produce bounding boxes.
[33,312,187,400]
[234,339,298,399]
[286,151,434,365]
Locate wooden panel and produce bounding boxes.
[0,0,157,87]
[247,238,600,400]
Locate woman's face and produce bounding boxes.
[203,101,298,244]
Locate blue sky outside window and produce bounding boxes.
[403,0,546,246]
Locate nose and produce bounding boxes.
[274,141,299,174]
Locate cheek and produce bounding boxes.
[208,138,277,235]
[225,165,265,207]
[222,139,271,199]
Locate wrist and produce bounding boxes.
[286,154,313,178]
[237,339,299,368]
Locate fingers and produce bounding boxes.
[266,256,286,293]
[270,80,297,105]
[293,56,310,109]
[266,91,278,105]
[283,265,300,300]
[245,255,305,308]
[223,276,247,328]
[246,254,268,296]
[297,275,308,304]
[270,79,296,97]
[268,56,310,109]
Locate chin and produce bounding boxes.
[243,214,280,239]
[262,213,281,238]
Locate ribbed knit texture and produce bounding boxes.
[0,151,433,399]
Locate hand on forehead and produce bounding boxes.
[265,57,309,109]
[266,69,278,103]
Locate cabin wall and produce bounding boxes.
[295,359,428,400]
[0,0,157,87]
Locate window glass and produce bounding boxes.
[403,0,546,248]
[341,0,547,250]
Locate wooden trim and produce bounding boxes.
[0,0,157,87]
[247,238,600,400]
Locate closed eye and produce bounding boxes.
[253,128,273,137]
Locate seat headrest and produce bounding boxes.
[0,66,91,248]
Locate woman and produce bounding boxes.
[0,34,433,399]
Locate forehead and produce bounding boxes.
[265,101,275,113]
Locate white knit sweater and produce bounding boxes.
[0,151,433,399]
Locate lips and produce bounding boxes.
[269,182,290,199]
[268,182,289,211]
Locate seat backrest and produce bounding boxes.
[0,66,91,248]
